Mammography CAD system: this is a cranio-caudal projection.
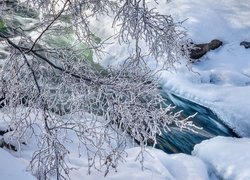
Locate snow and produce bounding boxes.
[0,139,209,180]
[2,124,250,180]
[2,121,250,180]
[160,0,250,43]
[193,136,250,180]
[70,148,209,180]
[0,148,35,180]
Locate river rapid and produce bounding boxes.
[156,92,238,154]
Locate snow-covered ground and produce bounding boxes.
[193,136,250,180]
[2,126,250,180]
[0,106,249,180]
[0,148,35,180]
[69,148,209,180]
[0,110,210,180]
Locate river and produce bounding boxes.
[155,91,238,154]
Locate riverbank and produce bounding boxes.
[158,0,250,137]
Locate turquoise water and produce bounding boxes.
[156,92,238,154]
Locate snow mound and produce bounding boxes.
[193,136,250,180]
[70,147,209,180]
[0,149,35,180]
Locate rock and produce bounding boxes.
[0,128,17,151]
[0,138,17,151]
[0,130,7,136]
[0,127,11,136]
[189,39,223,60]
[209,39,223,50]
[240,41,250,49]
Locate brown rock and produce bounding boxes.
[209,39,223,50]
[189,39,223,60]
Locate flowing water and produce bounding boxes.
[156,92,238,154]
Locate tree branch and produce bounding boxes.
[0,33,99,85]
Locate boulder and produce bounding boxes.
[189,39,223,60]
[0,128,18,151]
[240,41,250,49]
[209,39,223,50]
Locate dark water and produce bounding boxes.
[155,92,238,154]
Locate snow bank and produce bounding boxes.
[158,0,250,43]
[156,0,250,136]
[3,132,250,180]
[0,109,210,180]
[0,146,209,180]
[1,109,250,180]
[193,136,250,180]
[0,149,35,180]
[70,147,209,180]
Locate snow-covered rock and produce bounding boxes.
[193,136,250,180]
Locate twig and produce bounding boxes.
[0,33,98,85]
[26,0,70,53]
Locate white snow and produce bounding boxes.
[2,121,250,180]
[70,148,209,180]
[193,136,250,180]
[0,148,35,180]
[2,120,250,180]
